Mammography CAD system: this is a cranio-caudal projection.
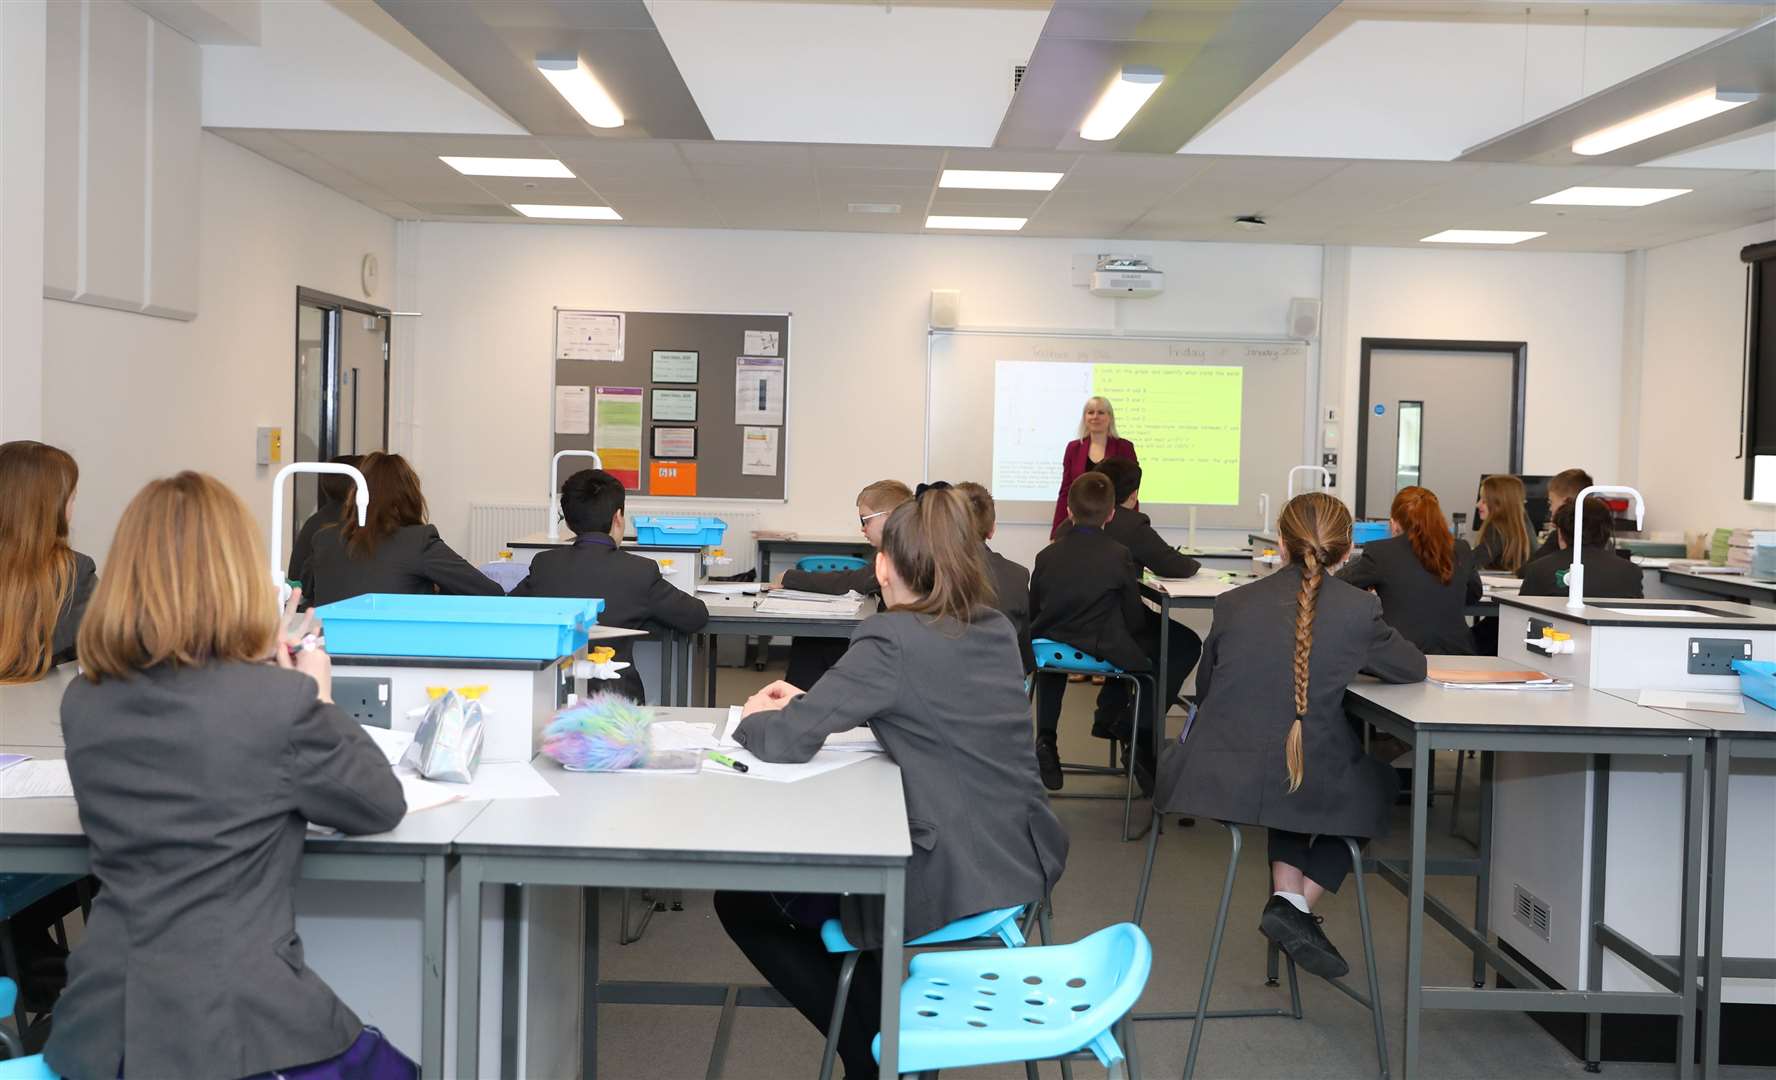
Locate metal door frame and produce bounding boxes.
[1355,337,1526,519]
[294,286,392,462]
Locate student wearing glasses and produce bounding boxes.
[776,479,912,689]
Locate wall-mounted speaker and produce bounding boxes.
[931,289,961,330]
[1288,297,1321,340]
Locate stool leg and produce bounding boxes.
[1132,817,1163,925]
[1025,1060,1041,1080]
[1346,838,1390,1080]
[1265,941,1280,986]
[1120,675,1143,842]
[818,952,860,1080]
[1184,824,1242,1080]
[1285,954,1303,1020]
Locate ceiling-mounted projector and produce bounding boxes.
[1089,255,1163,298]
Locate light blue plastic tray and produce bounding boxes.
[315,594,604,660]
[632,515,727,546]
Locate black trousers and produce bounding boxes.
[1267,829,1365,894]
[713,890,882,1080]
[1034,614,1202,739]
[785,637,850,692]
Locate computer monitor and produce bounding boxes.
[1477,474,1553,533]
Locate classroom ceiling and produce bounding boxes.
[210,127,1775,251]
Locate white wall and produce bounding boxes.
[1341,245,1629,507]
[407,224,1321,569]
[42,133,396,562]
[0,0,47,440]
[1635,220,1776,534]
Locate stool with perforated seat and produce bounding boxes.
[795,555,870,574]
[875,923,1151,1079]
[0,1051,56,1079]
[1129,820,1389,1079]
[1031,638,1158,842]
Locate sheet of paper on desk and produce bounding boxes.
[361,724,414,766]
[415,762,558,802]
[756,596,866,617]
[649,720,720,751]
[0,753,30,772]
[698,582,761,596]
[1636,689,1745,714]
[703,747,871,782]
[0,759,71,798]
[769,588,864,603]
[822,727,886,753]
[1599,607,1722,618]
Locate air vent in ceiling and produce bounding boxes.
[1013,63,1027,94]
[1513,884,1551,942]
[848,202,902,215]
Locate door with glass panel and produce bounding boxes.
[292,288,390,554]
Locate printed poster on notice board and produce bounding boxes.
[742,329,780,357]
[594,386,644,489]
[741,426,779,477]
[556,311,624,362]
[734,357,784,426]
[650,460,697,497]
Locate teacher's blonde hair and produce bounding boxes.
[1076,396,1119,440]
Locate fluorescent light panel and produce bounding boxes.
[1421,229,1546,244]
[926,215,1027,231]
[512,204,622,221]
[1080,66,1164,142]
[1572,88,1753,156]
[536,54,624,129]
[939,169,1064,191]
[1532,186,1691,207]
[439,156,574,179]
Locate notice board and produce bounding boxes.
[550,308,790,500]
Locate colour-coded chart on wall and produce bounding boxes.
[551,308,791,500]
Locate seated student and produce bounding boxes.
[1089,458,1202,580]
[1030,472,1197,795]
[1520,496,1643,599]
[1471,474,1535,654]
[287,453,363,585]
[301,451,502,606]
[715,486,1066,1080]
[45,472,411,1080]
[1530,467,1595,564]
[1155,492,1426,979]
[779,479,912,689]
[512,468,709,704]
[0,440,97,680]
[1337,486,1482,655]
[955,481,1034,674]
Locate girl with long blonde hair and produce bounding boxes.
[1473,474,1534,574]
[1154,492,1424,980]
[0,440,96,683]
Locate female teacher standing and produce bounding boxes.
[1050,396,1138,538]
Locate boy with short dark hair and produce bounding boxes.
[1030,472,1198,794]
[1089,459,1201,580]
[512,468,709,704]
[1530,467,1595,563]
[955,481,1034,675]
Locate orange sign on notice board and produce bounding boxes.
[650,460,698,497]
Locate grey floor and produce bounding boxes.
[591,660,1755,1080]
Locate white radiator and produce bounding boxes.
[468,501,548,565]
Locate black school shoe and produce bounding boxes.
[1036,734,1063,791]
[1259,895,1350,979]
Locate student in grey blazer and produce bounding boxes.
[957,481,1035,674]
[44,472,410,1080]
[1156,493,1424,981]
[716,487,1068,1080]
[298,451,500,607]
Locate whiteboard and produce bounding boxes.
[926,329,1315,530]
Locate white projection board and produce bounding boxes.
[927,330,1313,530]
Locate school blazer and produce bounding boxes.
[985,547,1036,675]
[1097,509,1200,579]
[780,562,881,598]
[50,552,97,666]
[46,662,405,1080]
[1337,535,1482,655]
[300,523,502,607]
[1155,567,1426,840]
[1519,545,1644,600]
[733,609,1067,946]
[1473,522,1534,574]
[288,498,343,584]
[1029,526,1149,673]
[511,536,710,703]
[1051,436,1137,538]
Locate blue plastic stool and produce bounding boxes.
[1031,639,1158,842]
[796,555,869,574]
[817,905,1045,1080]
[0,978,18,1060]
[872,923,1152,1079]
[0,1054,57,1078]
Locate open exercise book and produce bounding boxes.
[754,589,867,617]
[1426,667,1572,691]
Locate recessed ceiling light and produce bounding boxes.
[438,156,575,179]
[939,169,1064,191]
[1572,88,1754,156]
[926,215,1027,231]
[1079,66,1164,142]
[512,204,622,221]
[848,202,902,214]
[1532,186,1692,207]
[1420,229,1546,245]
[536,54,624,129]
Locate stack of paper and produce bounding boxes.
[756,590,866,617]
[1427,667,1571,691]
[0,758,72,798]
[697,582,761,596]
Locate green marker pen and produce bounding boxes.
[706,752,750,774]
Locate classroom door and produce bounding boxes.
[292,289,390,537]
[1358,341,1523,526]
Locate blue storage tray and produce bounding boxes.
[632,515,727,546]
[1352,521,1390,546]
[315,594,604,661]
[1732,659,1776,711]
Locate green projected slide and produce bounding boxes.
[1091,364,1243,505]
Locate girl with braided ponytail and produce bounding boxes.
[1154,492,1425,979]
